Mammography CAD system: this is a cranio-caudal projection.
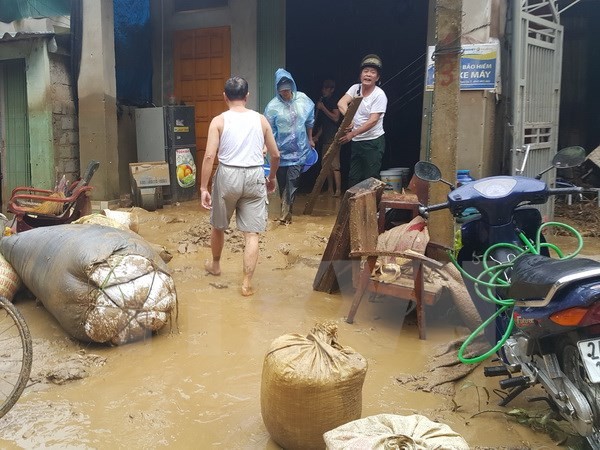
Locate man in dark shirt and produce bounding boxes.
[313,79,341,196]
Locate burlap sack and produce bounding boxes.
[73,213,130,231]
[323,413,470,449]
[261,322,368,450]
[0,252,21,300]
[103,209,139,233]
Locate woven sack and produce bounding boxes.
[323,413,470,449]
[0,252,21,300]
[261,321,368,450]
[73,213,130,231]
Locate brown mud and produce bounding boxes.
[0,194,598,449]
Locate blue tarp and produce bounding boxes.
[113,0,152,105]
[0,0,70,23]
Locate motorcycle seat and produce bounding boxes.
[509,254,600,306]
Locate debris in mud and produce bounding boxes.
[395,336,488,395]
[278,243,291,255]
[275,244,321,269]
[178,242,200,254]
[40,356,93,384]
[29,341,106,386]
[149,243,172,263]
[209,282,228,289]
[174,222,266,253]
[554,200,600,237]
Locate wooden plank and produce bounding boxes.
[349,249,444,268]
[349,191,378,255]
[303,97,363,215]
[365,279,440,306]
[313,178,386,293]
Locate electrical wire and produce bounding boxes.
[379,22,494,113]
[450,221,584,364]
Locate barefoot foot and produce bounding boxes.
[241,285,255,296]
[204,260,221,276]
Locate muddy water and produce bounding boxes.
[0,193,587,449]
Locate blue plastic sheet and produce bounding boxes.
[113,0,152,105]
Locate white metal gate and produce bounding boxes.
[510,0,565,219]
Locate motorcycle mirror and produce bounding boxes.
[414,161,455,189]
[553,146,586,169]
[535,146,586,179]
[415,161,441,182]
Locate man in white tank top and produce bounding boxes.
[200,77,280,296]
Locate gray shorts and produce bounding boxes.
[210,164,267,232]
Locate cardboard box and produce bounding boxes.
[129,162,170,187]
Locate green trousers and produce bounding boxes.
[348,135,386,188]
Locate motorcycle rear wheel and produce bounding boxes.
[559,339,600,448]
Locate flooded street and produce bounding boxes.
[0,193,596,449]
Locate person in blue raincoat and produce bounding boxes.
[264,68,315,224]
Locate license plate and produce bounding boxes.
[577,338,600,383]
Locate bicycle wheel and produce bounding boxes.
[0,296,32,418]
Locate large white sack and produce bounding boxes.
[0,224,177,345]
[323,413,469,449]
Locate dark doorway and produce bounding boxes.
[285,0,429,191]
[559,0,600,154]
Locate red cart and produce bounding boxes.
[7,161,100,232]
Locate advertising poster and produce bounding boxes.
[175,148,196,188]
[425,42,499,91]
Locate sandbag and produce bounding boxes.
[102,209,139,233]
[261,322,368,450]
[0,252,21,300]
[323,413,470,449]
[72,213,130,231]
[376,216,429,264]
[0,224,177,345]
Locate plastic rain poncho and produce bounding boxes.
[264,68,315,167]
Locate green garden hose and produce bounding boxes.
[450,221,583,364]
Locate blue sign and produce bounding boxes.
[426,42,499,91]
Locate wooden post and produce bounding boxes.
[428,0,462,247]
[303,97,363,215]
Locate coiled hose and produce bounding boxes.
[451,221,583,364]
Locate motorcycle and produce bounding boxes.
[415,146,600,448]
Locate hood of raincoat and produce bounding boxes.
[264,68,315,166]
[274,68,297,101]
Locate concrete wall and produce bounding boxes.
[78,0,120,201]
[116,105,137,200]
[458,0,506,178]
[50,52,79,183]
[150,0,258,108]
[422,0,507,179]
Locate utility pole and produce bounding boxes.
[428,0,462,249]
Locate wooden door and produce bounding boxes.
[0,60,30,209]
[173,27,231,179]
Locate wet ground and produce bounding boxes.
[0,193,598,449]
